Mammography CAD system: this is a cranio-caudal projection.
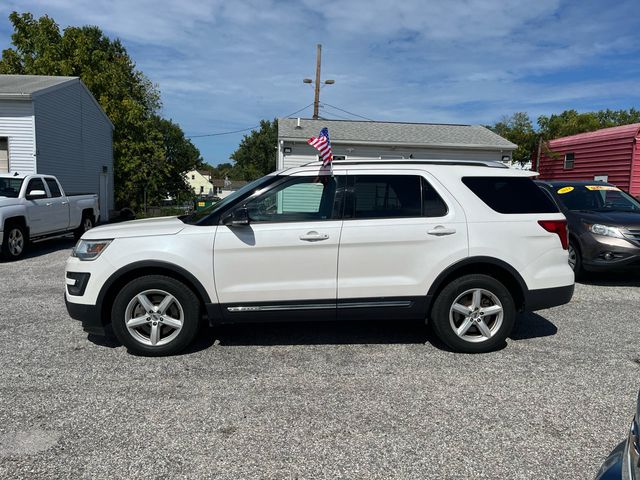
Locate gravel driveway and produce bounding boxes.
[0,239,638,479]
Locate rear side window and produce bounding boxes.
[462,177,558,214]
[45,178,62,197]
[351,175,448,219]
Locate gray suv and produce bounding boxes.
[537,180,640,276]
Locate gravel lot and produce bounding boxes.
[0,238,638,479]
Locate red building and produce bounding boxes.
[536,123,640,197]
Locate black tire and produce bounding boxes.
[1,223,27,261]
[111,275,201,356]
[74,214,94,240]
[568,241,584,280]
[430,274,516,353]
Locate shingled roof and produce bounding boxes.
[0,75,77,98]
[278,118,515,150]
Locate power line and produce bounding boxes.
[320,102,375,121]
[318,106,351,121]
[188,126,259,138]
[187,103,314,139]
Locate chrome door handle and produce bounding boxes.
[428,226,456,236]
[299,231,329,242]
[61,201,68,205]
[45,202,53,206]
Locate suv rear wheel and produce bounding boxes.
[111,275,201,356]
[430,274,515,353]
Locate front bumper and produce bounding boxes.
[524,284,574,311]
[64,295,109,336]
[580,233,640,271]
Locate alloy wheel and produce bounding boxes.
[124,289,184,347]
[7,228,24,257]
[449,288,504,343]
[568,244,577,271]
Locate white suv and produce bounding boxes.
[65,159,574,356]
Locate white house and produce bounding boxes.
[277,118,516,169]
[0,75,114,219]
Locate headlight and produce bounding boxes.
[588,224,624,238]
[72,239,112,261]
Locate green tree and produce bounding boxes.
[490,112,537,165]
[536,109,601,139]
[0,12,199,208]
[230,119,278,180]
[152,116,203,202]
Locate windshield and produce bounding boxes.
[180,175,276,224]
[553,184,640,212]
[0,178,23,198]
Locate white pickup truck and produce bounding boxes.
[0,173,100,260]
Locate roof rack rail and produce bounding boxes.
[301,158,509,168]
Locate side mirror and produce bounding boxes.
[225,207,250,226]
[26,189,47,200]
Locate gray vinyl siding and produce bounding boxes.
[280,142,509,169]
[279,183,324,213]
[0,100,36,173]
[34,82,113,209]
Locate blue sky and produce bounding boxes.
[1,0,640,165]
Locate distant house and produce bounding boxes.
[185,169,216,196]
[0,74,114,219]
[184,169,248,199]
[277,118,516,169]
[211,178,248,199]
[536,124,640,197]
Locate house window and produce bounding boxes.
[0,137,8,173]
[200,186,204,194]
[564,153,575,169]
[192,175,195,180]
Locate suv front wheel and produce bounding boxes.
[430,274,516,353]
[111,275,201,356]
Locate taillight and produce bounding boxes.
[538,220,568,250]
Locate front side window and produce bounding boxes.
[26,178,46,195]
[246,176,343,223]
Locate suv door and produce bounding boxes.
[214,172,345,321]
[337,170,468,319]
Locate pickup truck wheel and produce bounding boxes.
[111,275,201,356]
[74,215,94,240]
[430,274,515,353]
[1,224,27,261]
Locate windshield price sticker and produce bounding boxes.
[557,186,574,194]
[586,185,620,191]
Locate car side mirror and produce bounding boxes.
[26,189,47,200]
[227,207,250,226]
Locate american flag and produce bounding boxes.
[307,127,333,167]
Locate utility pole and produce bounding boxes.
[313,44,322,119]
[303,44,334,120]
